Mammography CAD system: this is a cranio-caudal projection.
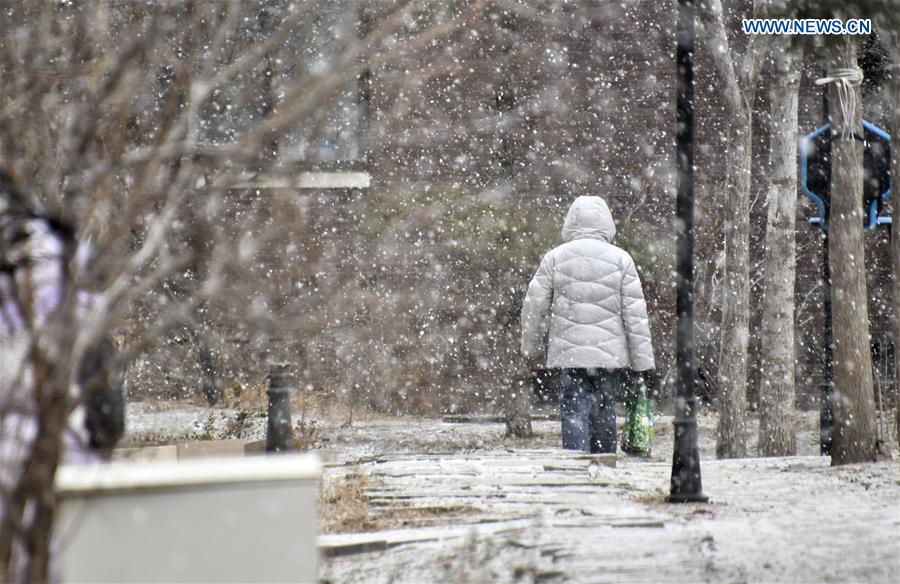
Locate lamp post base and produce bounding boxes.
[667,492,710,504]
[669,414,707,503]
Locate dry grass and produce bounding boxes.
[319,466,381,534]
[293,419,319,451]
[118,432,172,448]
[319,465,482,534]
[221,382,269,413]
[631,488,671,506]
[373,503,481,530]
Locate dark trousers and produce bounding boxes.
[558,368,623,453]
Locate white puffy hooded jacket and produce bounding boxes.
[520,196,655,371]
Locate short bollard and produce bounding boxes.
[267,363,294,452]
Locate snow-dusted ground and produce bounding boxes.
[318,451,898,583]
[124,404,900,583]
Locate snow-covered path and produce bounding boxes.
[319,446,898,583]
[315,417,899,584]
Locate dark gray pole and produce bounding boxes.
[820,67,834,456]
[266,362,294,452]
[669,0,708,504]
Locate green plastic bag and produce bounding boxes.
[621,384,654,456]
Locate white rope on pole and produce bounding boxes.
[815,67,864,140]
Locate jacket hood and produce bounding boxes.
[561,196,616,243]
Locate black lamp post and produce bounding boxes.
[266,362,294,452]
[669,0,708,504]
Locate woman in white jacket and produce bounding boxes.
[521,196,656,453]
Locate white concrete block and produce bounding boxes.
[55,454,321,583]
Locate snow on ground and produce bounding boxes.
[124,404,900,583]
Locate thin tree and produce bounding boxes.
[890,31,900,449]
[503,302,533,439]
[758,36,802,456]
[700,0,768,458]
[822,36,877,465]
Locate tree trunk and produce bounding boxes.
[758,38,801,456]
[716,112,752,459]
[0,348,70,581]
[505,319,533,439]
[891,32,900,450]
[504,373,533,438]
[826,38,877,465]
[19,390,68,582]
[701,0,766,459]
[501,280,532,438]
